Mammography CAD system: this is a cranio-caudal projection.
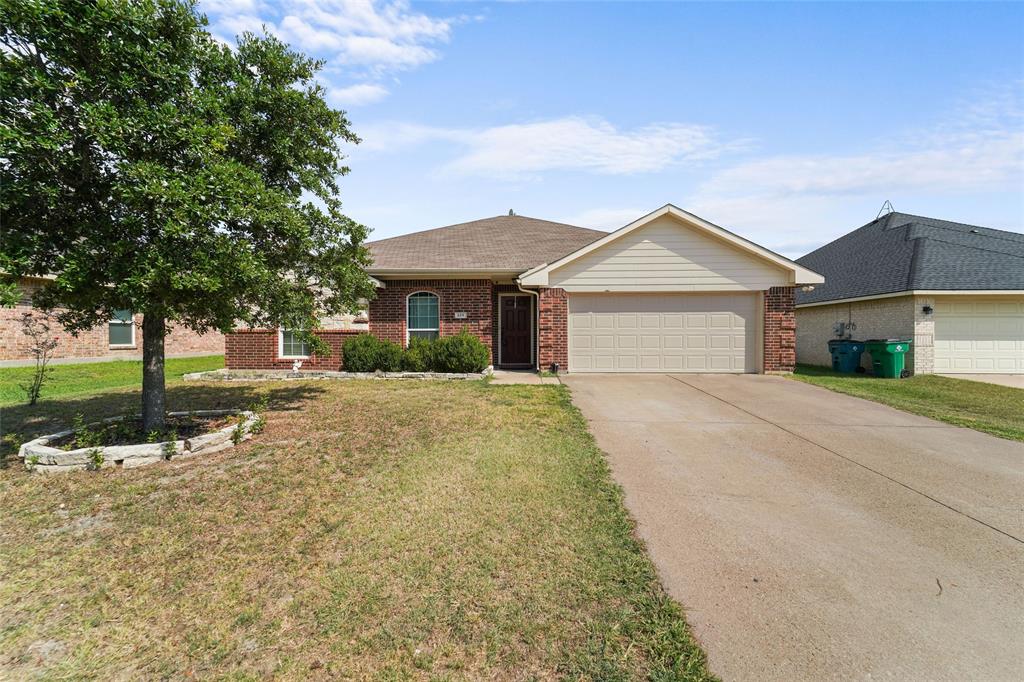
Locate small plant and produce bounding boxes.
[248,414,267,434]
[162,430,178,458]
[342,334,404,372]
[18,311,60,405]
[87,448,104,471]
[231,422,247,446]
[402,336,433,372]
[26,453,40,471]
[73,414,103,449]
[146,430,161,444]
[428,330,490,373]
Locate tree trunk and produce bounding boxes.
[141,314,166,434]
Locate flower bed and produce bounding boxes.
[19,410,261,474]
[183,368,491,382]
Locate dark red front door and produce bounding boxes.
[501,296,532,366]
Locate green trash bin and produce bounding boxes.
[865,339,912,378]
[828,339,865,373]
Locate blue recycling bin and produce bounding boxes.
[828,339,865,373]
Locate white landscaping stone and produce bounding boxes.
[23,411,257,474]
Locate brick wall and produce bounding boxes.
[225,329,365,370]
[368,280,494,363]
[763,286,796,373]
[1,277,224,363]
[795,294,932,374]
[538,287,568,371]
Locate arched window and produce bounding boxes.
[407,292,439,342]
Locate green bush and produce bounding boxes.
[428,330,490,373]
[402,336,432,372]
[342,334,404,372]
[344,331,490,373]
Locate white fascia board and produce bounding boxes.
[517,204,824,287]
[796,289,1024,308]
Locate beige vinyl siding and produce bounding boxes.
[547,214,792,292]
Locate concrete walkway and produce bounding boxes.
[563,373,1024,681]
[488,370,559,385]
[938,373,1024,389]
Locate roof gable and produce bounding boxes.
[519,205,823,287]
[796,212,1024,305]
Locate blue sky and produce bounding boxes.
[200,1,1024,256]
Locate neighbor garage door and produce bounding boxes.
[568,293,757,372]
[933,297,1024,373]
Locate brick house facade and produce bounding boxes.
[223,206,818,374]
[1,277,224,365]
[225,282,799,373]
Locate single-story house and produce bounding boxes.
[795,212,1024,375]
[1,276,224,366]
[226,204,823,374]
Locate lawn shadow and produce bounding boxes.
[0,382,327,467]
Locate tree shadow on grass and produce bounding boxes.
[0,382,327,467]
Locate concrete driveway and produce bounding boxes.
[562,373,1024,681]
[938,374,1024,389]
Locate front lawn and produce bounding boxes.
[792,364,1024,442]
[0,380,712,679]
[0,355,224,407]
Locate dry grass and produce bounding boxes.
[0,380,713,680]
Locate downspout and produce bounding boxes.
[514,278,541,371]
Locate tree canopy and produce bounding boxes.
[1,0,375,428]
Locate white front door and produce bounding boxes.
[933,297,1024,373]
[568,293,757,372]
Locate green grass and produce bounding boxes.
[792,364,1024,442]
[0,380,713,679]
[0,355,224,406]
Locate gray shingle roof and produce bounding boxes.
[796,212,1024,305]
[366,215,607,273]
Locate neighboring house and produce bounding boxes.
[226,204,823,374]
[0,275,225,366]
[795,212,1024,375]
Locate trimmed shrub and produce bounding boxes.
[428,330,490,373]
[342,334,404,372]
[402,336,432,372]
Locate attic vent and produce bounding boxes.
[970,229,979,234]
[508,209,515,216]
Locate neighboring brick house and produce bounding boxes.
[796,212,1024,375]
[227,205,822,374]
[1,276,224,365]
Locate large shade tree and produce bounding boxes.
[1,0,375,430]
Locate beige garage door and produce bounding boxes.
[934,298,1024,373]
[569,293,757,372]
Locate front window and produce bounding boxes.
[407,292,439,342]
[279,330,310,358]
[108,309,134,346]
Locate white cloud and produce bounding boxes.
[356,116,742,177]
[328,82,390,106]
[686,83,1024,254]
[199,0,460,105]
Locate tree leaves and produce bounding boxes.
[0,0,375,338]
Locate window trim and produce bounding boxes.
[108,310,136,348]
[406,291,440,345]
[278,328,311,360]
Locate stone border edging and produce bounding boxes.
[183,368,492,382]
[19,410,258,474]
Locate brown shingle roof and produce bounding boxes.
[365,215,607,273]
